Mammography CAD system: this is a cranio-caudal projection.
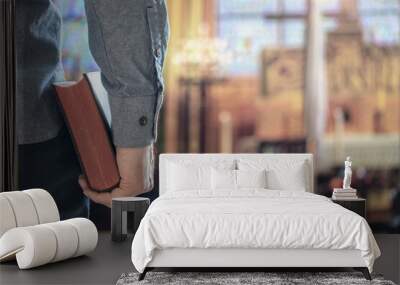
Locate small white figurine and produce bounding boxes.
[343,156,353,189]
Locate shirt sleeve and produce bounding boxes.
[84,0,165,147]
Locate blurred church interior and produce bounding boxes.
[56,0,399,233]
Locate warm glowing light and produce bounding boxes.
[173,25,233,79]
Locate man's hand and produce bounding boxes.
[79,144,154,207]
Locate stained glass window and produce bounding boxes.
[359,0,400,45]
[217,0,400,75]
[218,0,307,75]
[55,0,98,80]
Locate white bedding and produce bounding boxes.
[131,190,380,273]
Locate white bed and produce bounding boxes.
[131,154,380,280]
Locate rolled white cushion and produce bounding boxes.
[65,218,98,257]
[0,189,60,239]
[0,226,57,269]
[42,222,79,262]
[0,218,98,269]
[0,196,17,237]
[0,191,39,227]
[24,189,59,224]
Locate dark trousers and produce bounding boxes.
[18,127,87,219]
[18,126,111,229]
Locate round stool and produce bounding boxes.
[111,197,150,242]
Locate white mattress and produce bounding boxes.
[131,190,380,273]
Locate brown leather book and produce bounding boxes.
[54,74,120,191]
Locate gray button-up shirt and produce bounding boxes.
[16,0,169,147]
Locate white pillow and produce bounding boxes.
[167,162,211,191]
[266,169,306,191]
[211,168,236,190]
[236,169,267,189]
[238,159,308,191]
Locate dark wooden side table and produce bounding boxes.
[111,197,150,242]
[331,198,366,218]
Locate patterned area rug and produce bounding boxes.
[116,272,395,285]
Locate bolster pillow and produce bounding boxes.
[0,218,98,269]
[0,189,60,237]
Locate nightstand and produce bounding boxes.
[331,198,366,218]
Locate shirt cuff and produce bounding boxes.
[109,95,156,147]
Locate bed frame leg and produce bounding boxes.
[354,267,371,280]
[138,268,148,281]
